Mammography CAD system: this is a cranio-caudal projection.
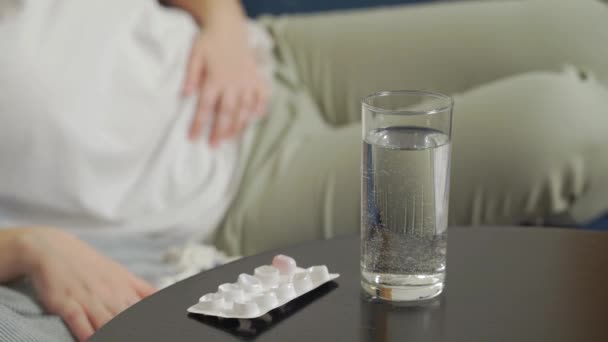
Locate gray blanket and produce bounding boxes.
[0,282,74,342]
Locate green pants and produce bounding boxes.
[214,0,608,256]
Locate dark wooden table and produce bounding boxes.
[91,227,608,341]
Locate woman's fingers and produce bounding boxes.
[106,301,129,318]
[222,90,240,138]
[130,275,156,299]
[85,300,114,331]
[125,293,141,309]
[60,300,94,342]
[253,81,269,119]
[103,288,135,316]
[235,110,249,137]
[190,80,267,145]
[187,75,266,145]
[210,86,263,145]
[183,40,204,96]
[210,90,238,145]
[234,89,255,135]
[190,84,218,140]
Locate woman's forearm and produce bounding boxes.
[0,228,33,284]
[164,0,246,27]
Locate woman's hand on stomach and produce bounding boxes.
[183,15,269,146]
[18,227,156,342]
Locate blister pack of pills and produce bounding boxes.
[187,255,339,319]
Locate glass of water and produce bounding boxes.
[360,90,453,302]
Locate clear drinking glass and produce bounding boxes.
[360,90,454,301]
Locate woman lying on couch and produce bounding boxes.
[0,0,607,341]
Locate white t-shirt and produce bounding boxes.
[0,0,253,241]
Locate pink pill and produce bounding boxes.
[272,255,297,275]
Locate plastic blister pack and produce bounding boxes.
[187,255,339,319]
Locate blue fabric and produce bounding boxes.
[243,0,431,17]
[585,213,608,231]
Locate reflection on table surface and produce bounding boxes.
[360,294,445,342]
[188,282,339,340]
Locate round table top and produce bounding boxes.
[91,227,608,342]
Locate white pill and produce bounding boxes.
[218,283,244,302]
[238,273,263,294]
[272,254,297,276]
[197,293,225,311]
[233,300,260,317]
[255,292,279,311]
[309,265,330,283]
[254,265,280,287]
[293,272,313,294]
[199,292,222,302]
[275,283,296,302]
